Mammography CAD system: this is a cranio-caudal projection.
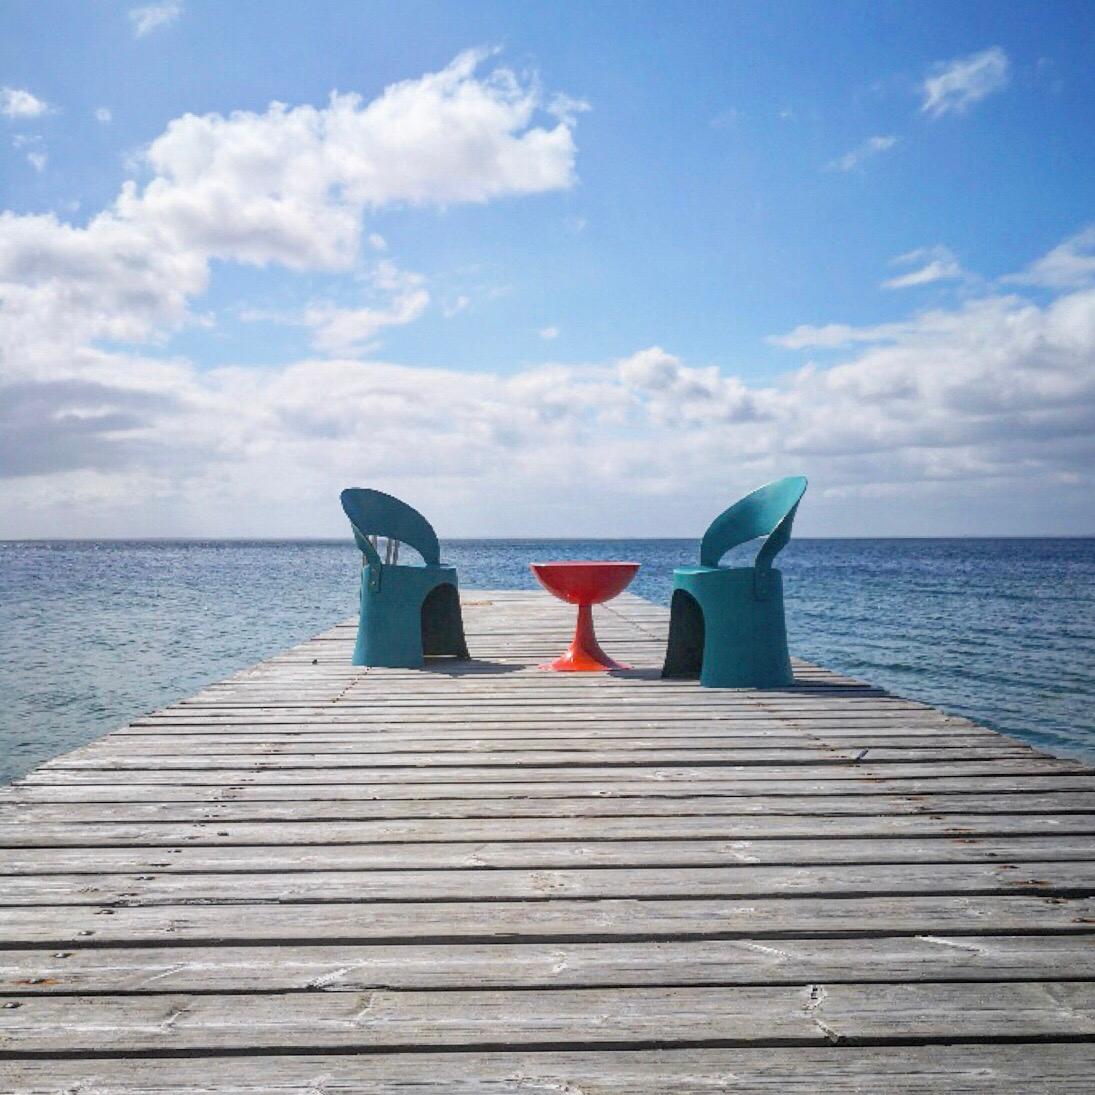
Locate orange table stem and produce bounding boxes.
[548,602,628,672]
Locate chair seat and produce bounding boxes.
[381,562,458,576]
[673,564,752,578]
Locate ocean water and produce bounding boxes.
[1,537,1093,784]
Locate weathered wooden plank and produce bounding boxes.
[140,700,952,715]
[5,936,1095,995]
[7,773,1095,803]
[17,758,1085,787]
[77,731,1008,752]
[3,982,1095,1055]
[4,1044,1095,1094]
[3,812,1093,847]
[122,718,971,734]
[6,790,1095,824]
[3,834,1094,874]
[40,745,1039,770]
[5,860,1095,906]
[1,894,1092,946]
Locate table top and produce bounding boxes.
[530,561,640,605]
[529,560,640,567]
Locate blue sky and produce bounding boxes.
[1,1,1093,537]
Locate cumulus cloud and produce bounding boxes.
[1003,226,1095,290]
[921,46,1009,117]
[129,1,182,38]
[8,264,1093,535]
[0,51,579,378]
[0,87,50,119]
[0,51,590,527]
[1,53,1091,536]
[3,270,1094,534]
[759,283,1095,519]
[95,107,113,123]
[123,48,575,271]
[539,326,559,340]
[615,347,759,428]
[882,245,965,290]
[825,135,897,172]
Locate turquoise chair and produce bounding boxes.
[662,476,807,688]
[340,488,469,668]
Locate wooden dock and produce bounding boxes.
[2,589,1094,1091]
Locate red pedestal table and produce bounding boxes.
[530,561,640,671]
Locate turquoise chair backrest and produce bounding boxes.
[699,477,808,580]
[340,489,442,573]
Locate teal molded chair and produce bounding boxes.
[662,476,807,688]
[340,488,469,668]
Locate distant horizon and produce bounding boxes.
[5,533,1094,544]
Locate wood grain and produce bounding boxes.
[1,588,1091,1090]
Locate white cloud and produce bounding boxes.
[26,151,47,172]
[0,49,591,529]
[239,261,430,355]
[0,51,579,373]
[1003,226,1095,290]
[121,48,575,272]
[547,93,591,126]
[9,266,1093,535]
[882,245,965,290]
[443,295,470,318]
[4,266,1094,534]
[826,135,898,172]
[367,233,387,251]
[129,1,183,37]
[921,46,1009,118]
[768,320,909,351]
[539,326,559,340]
[302,289,430,355]
[0,87,50,119]
[95,107,113,124]
[1,53,1090,535]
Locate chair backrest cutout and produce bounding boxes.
[699,476,808,580]
[340,489,442,577]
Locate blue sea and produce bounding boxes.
[2,538,1093,784]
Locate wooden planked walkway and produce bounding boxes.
[2,589,1094,1091]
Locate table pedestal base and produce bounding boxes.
[541,603,630,672]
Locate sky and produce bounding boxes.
[1,0,1093,538]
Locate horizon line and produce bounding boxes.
[3,534,1094,544]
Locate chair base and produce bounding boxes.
[540,603,630,672]
[352,564,468,668]
[662,567,794,689]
